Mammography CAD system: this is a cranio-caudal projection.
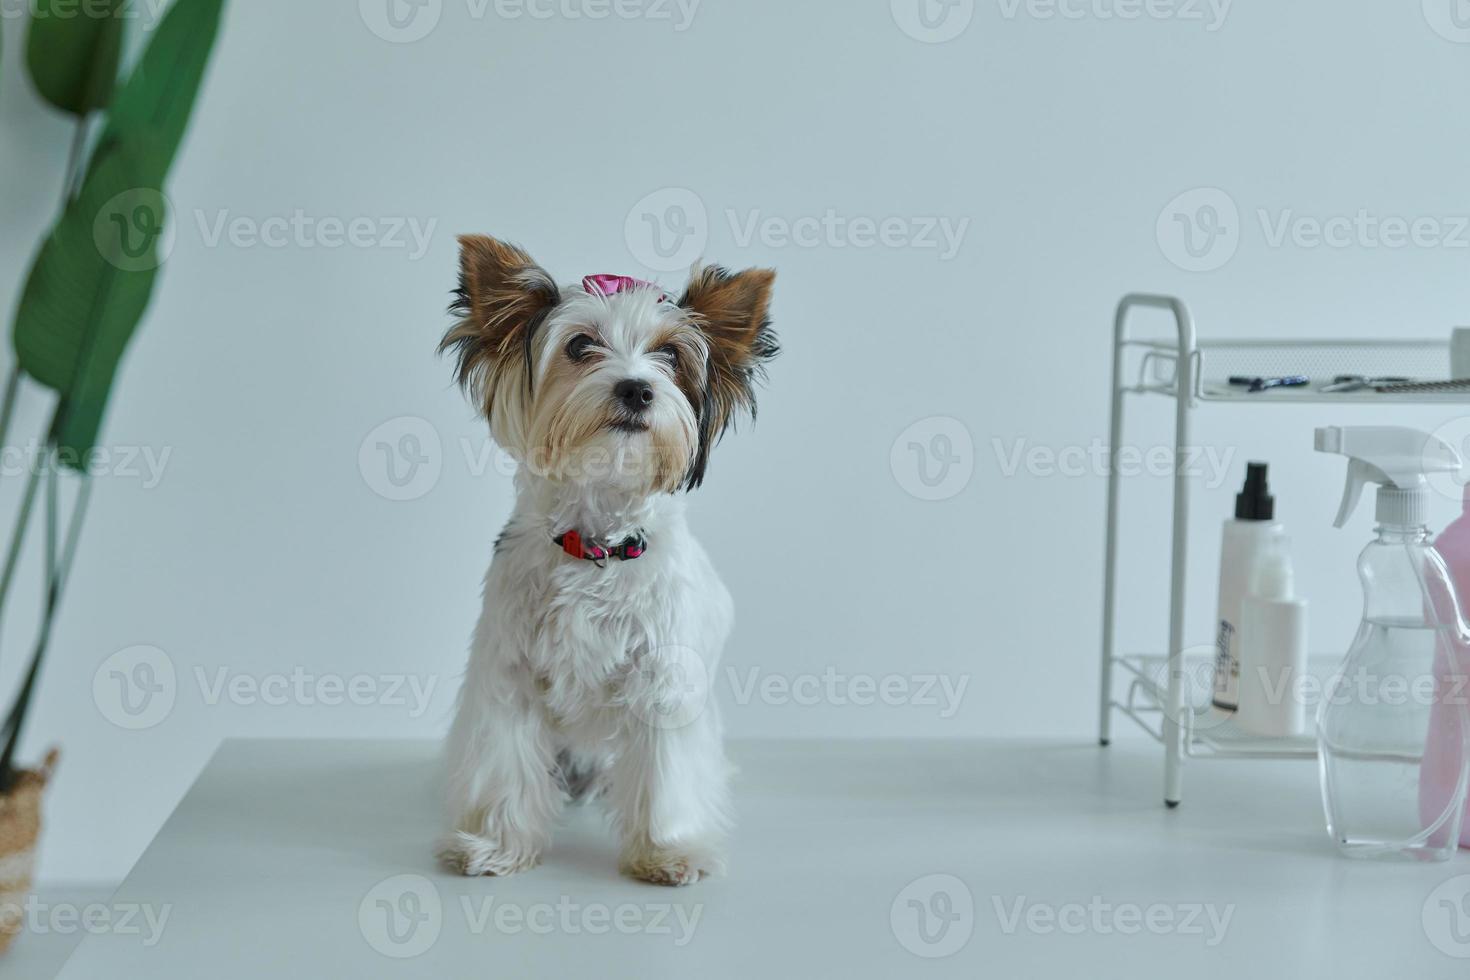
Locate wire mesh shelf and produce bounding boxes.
[1125,338,1470,403]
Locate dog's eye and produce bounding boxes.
[565,334,598,362]
[654,344,679,371]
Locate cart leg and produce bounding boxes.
[1162,338,1193,808]
[1098,322,1128,747]
[1103,295,1196,806]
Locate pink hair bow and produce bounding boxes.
[582,274,668,302]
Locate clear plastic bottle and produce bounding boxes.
[1318,525,1469,859]
[1315,426,1470,861]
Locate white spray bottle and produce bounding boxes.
[1314,425,1470,860]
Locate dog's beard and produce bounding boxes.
[523,376,697,495]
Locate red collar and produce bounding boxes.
[553,529,647,564]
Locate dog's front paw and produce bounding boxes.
[620,843,725,887]
[436,831,541,877]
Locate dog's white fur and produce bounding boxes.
[437,239,774,885]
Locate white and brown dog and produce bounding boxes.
[436,236,776,886]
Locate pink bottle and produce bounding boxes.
[1422,485,1470,848]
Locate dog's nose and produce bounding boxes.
[613,379,655,411]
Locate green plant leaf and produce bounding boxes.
[25,0,125,115]
[12,136,163,465]
[101,0,225,184]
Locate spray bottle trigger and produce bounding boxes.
[1316,426,1464,528]
[1333,458,1373,528]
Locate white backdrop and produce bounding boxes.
[3,0,1470,882]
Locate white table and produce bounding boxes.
[48,738,1470,978]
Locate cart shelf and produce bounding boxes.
[1124,337,1465,404]
[1112,653,1334,760]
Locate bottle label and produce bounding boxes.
[1212,618,1237,710]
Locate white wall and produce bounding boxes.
[3,0,1470,882]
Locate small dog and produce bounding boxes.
[436,235,777,885]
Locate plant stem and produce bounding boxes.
[0,460,93,788]
[0,369,20,458]
[61,117,91,205]
[0,367,20,504]
[43,452,57,592]
[0,465,45,646]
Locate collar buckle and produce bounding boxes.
[554,529,646,564]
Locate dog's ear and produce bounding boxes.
[441,235,560,416]
[678,264,779,489]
